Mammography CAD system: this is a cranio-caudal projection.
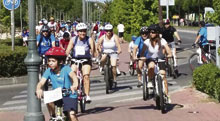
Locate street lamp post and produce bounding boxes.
[24,0,45,121]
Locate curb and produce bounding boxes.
[0,76,28,86]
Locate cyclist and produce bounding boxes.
[36,47,79,121]
[97,24,122,87]
[66,23,95,103]
[145,24,172,102]
[128,35,137,69]
[60,32,71,50]
[132,26,149,87]
[161,19,181,72]
[37,25,56,56]
[48,17,57,31]
[21,28,29,46]
[193,21,209,64]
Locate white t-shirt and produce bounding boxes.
[36,25,43,32]
[129,41,135,52]
[48,22,57,30]
[144,38,167,59]
[117,24,124,33]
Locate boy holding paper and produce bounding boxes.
[36,47,79,121]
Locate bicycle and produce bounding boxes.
[145,58,169,113]
[48,88,74,121]
[188,43,216,71]
[103,51,118,94]
[141,61,150,101]
[129,59,138,76]
[166,42,179,79]
[71,58,88,113]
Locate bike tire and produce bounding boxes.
[157,75,166,113]
[129,64,135,76]
[104,65,110,94]
[80,85,86,113]
[142,70,149,101]
[188,53,201,71]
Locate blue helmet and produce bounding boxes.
[132,35,137,41]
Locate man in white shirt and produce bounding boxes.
[48,17,57,31]
[117,23,125,43]
[36,20,43,34]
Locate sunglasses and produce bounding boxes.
[78,29,87,32]
[141,32,148,35]
[150,31,157,34]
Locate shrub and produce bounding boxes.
[0,38,28,77]
[193,63,220,101]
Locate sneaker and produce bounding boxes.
[147,81,153,88]
[49,117,56,121]
[113,81,117,88]
[99,67,103,73]
[137,80,143,88]
[167,95,171,103]
[86,96,92,103]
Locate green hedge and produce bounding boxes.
[0,38,28,77]
[193,63,220,101]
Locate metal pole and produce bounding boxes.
[24,0,44,120]
[20,2,23,32]
[82,0,86,23]
[216,27,220,68]
[11,0,15,51]
[166,0,169,20]
[87,0,88,23]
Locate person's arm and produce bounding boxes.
[89,37,95,57]
[36,34,40,47]
[194,35,201,44]
[59,40,65,50]
[97,36,104,53]
[132,45,138,60]
[174,31,181,41]
[66,37,74,55]
[35,77,47,99]
[51,35,56,47]
[69,71,78,94]
[114,35,122,54]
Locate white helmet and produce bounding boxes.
[76,23,87,31]
[104,24,113,30]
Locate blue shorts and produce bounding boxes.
[55,97,78,113]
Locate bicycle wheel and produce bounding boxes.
[79,85,86,113]
[157,75,166,113]
[142,70,149,101]
[129,64,135,76]
[104,65,110,94]
[188,53,201,71]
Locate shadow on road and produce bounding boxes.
[110,85,133,94]
[77,106,115,117]
[129,103,184,114]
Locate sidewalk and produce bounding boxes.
[1,87,220,121]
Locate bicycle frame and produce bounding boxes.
[71,58,88,113]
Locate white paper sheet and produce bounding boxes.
[43,87,62,104]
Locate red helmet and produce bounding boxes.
[45,47,66,59]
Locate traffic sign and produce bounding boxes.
[160,0,175,6]
[3,0,21,10]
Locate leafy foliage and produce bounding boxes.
[0,38,27,77]
[193,63,220,101]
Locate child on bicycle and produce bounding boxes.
[144,24,172,103]
[128,35,137,70]
[36,47,79,121]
